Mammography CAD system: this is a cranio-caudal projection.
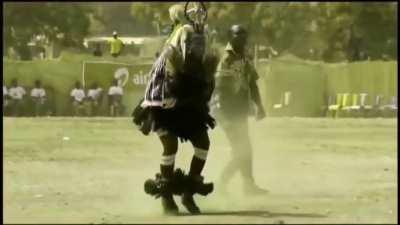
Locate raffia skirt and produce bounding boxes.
[139,54,212,141]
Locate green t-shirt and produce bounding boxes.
[214,43,259,118]
[109,38,123,54]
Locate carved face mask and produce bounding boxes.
[184,31,206,63]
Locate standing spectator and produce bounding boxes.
[108,79,123,117]
[93,43,103,57]
[87,82,103,116]
[70,81,86,116]
[8,78,26,117]
[3,84,9,115]
[30,80,47,116]
[39,47,46,60]
[109,31,124,58]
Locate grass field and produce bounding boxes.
[3,117,398,224]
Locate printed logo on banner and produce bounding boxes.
[112,67,150,88]
[132,70,150,86]
[114,67,130,87]
[83,62,152,91]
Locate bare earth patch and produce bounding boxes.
[3,117,397,224]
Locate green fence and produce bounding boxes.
[259,59,325,117]
[3,59,153,116]
[3,60,82,116]
[3,58,398,117]
[258,59,397,117]
[82,61,152,116]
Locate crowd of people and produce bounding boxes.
[69,79,124,117]
[3,79,49,117]
[3,78,125,117]
[4,31,139,118]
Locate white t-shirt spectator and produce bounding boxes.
[3,86,8,97]
[31,88,46,98]
[8,86,26,100]
[3,86,8,107]
[108,86,123,96]
[70,88,86,102]
[88,87,103,100]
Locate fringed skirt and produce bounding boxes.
[140,54,212,141]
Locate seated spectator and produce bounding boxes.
[8,78,26,117]
[70,81,86,116]
[108,79,124,117]
[87,82,103,116]
[30,80,47,117]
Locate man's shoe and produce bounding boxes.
[243,184,269,196]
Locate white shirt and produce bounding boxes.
[108,86,123,96]
[8,86,26,100]
[3,86,8,96]
[70,88,86,102]
[31,88,46,98]
[88,88,103,100]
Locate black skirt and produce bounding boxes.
[151,104,211,141]
[133,74,214,141]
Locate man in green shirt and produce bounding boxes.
[213,24,268,195]
[109,31,124,57]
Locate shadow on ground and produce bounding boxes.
[178,210,327,218]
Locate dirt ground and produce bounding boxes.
[3,117,397,224]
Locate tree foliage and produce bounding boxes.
[129,2,397,61]
[3,2,397,62]
[4,2,92,59]
[88,2,135,36]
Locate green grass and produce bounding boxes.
[3,117,397,223]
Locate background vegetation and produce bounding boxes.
[3,2,398,62]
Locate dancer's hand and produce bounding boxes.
[206,115,216,129]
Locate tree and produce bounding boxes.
[6,2,395,62]
[128,2,397,62]
[131,2,174,35]
[88,2,136,36]
[3,2,93,60]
